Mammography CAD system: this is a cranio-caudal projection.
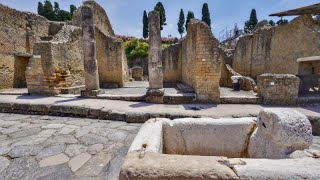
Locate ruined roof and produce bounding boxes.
[297,56,320,62]
[270,3,320,16]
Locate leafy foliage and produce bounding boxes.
[125,39,149,61]
[143,11,149,38]
[186,11,195,31]
[269,20,275,26]
[244,9,258,33]
[154,2,167,30]
[37,1,76,21]
[177,9,185,38]
[201,3,211,28]
[276,18,288,25]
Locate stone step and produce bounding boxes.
[220,96,262,104]
[298,96,320,105]
[97,94,146,102]
[164,93,196,104]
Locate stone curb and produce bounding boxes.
[0,102,319,135]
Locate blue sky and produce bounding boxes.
[0,0,319,38]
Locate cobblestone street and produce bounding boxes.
[0,113,141,180]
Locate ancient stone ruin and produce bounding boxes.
[120,108,316,179]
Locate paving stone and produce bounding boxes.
[118,125,139,131]
[79,134,108,146]
[0,156,10,174]
[0,157,39,179]
[9,127,42,138]
[75,152,113,177]
[87,144,104,155]
[1,127,21,135]
[0,146,11,156]
[55,127,75,135]
[21,123,46,130]
[11,135,49,147]
[107,130,128,142]
[37,144,66,160]
[90,127,113,137]
[68,153,92,172]
[42,124,66,129]
[38,129,58,136]
[32,164,73,180]
[44,135,78,146]
[39,153,70,167]
[65,125,81,129]
[0,120,20,128]
[75,127,95,138]
[65,144,88,157]
[107,121,127,129]
[66,120,92,126]
[0,134,8,141]
[8,145,44,158]
[10,122,30,129]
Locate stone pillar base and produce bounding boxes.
[146,88,165,104]
[81,89,103,98]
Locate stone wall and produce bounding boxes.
[257,74,300,105]
[96,28,128,88]
[26,25,84,95]
[233,15,320,78]
[73,0,114,36]
[163,19,222,102]
[0,4,51,89]
[162,42,182,83]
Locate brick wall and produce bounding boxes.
[162,19,222,103]
[257,74,300,105]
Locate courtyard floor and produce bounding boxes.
[0,113,319,180]
[0,113,141,180]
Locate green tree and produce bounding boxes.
[269,20,275,26]
[154,2,167,30]
[186,11,195,31]
[70,5,77,17]
[37,2,45,16]
[43,0,54,20]
[244,9,258,33]
[276,17,288,25]
[143,11,149,38]
[53,2,60,21]
[58,10,72,21]
[125,39,149,61]
[201,3,211,28]
[177,9,185,38]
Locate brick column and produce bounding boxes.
[81,5,102,97]
[146,11,164,103]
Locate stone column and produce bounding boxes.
[81,5,102,97]
[146,11,164,103]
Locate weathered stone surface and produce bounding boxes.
[79,134,108,145]
[65,144,88,157]
[9,145,43,158]
[32,164,73,180]
[87,144,104,155]
[36,144,66,160]
[75,152,112,177]
[234,158,320,180]
[9,127,42,138]
[0,146,11,156]
[42,124,66,129]
[68,153,92,172]
[131,66,144,81]
[39,153,70,167]
[120,152,237,180]
[0,157,10,174]
[0,157,39,179]
[249,108,313,159]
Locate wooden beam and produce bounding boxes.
[270,3,320,17]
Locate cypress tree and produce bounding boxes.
[177,9,185,38]
[70,5,77,17]
[53,2,60,21]
[37,2,45,16]
[244,9,258,33]
[154,2,167,30]
[201,3,211,28]
[276,17,288,25]
[43,0,54,21]
[186,11,195,31]
[143,11,149,38]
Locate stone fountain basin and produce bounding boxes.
[120,109,320,180]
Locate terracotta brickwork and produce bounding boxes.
[257,74,300,105]
[163,19,222,103]
[233,15,320,79]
